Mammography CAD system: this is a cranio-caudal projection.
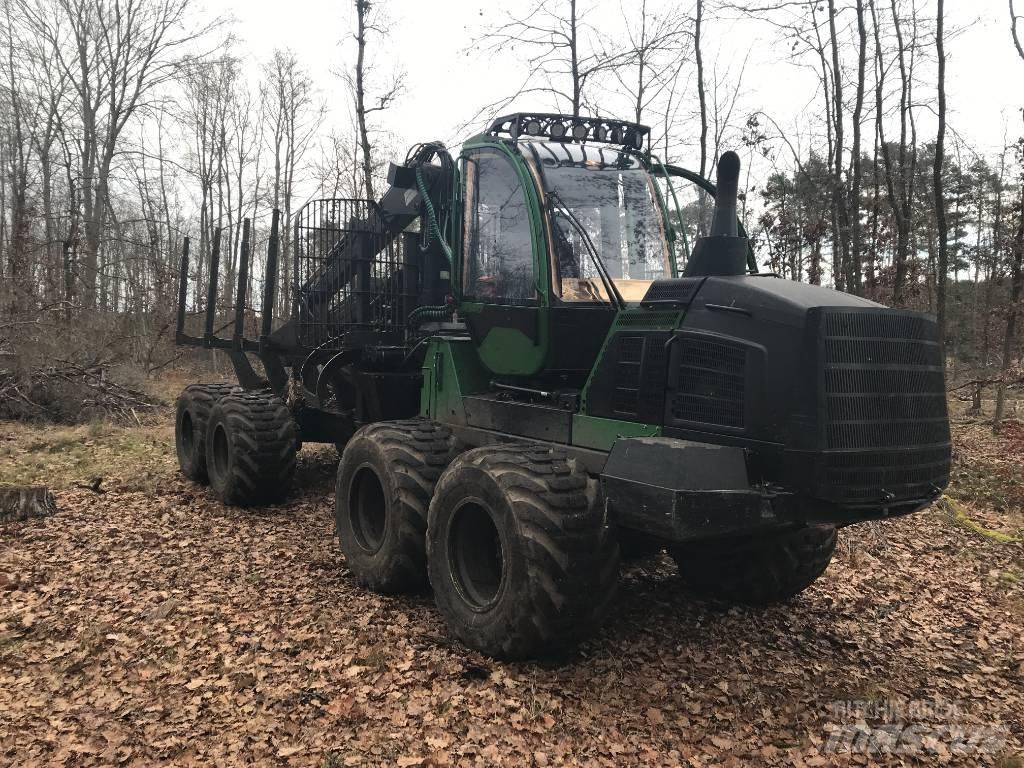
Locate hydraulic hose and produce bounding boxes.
[407,303,453,328]
[415,166,453,265]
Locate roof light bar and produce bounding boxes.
[489,113,651,151]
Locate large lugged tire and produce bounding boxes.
[205,392,298,506]
[175,383,238,482]
[670,525,837,605]
[335,420,457,594]
[427,445,619,659]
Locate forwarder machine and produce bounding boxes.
[174,113,951,659]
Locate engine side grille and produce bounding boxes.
[669,337,747,428]
[586,331,672,423]
[612,336,644,415]
[641,278,703,306]
[818,309,950,502]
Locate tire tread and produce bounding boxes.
[429,444,619,659]
[207,392,298,506]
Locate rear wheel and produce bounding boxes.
[427,445,619,659]
[335,420,457,593]
[670,525,837,605]
[175,383,238,482]
[205,392,298,506]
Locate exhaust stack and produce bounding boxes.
[682,151,748,278]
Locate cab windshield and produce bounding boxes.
[524,142,670,303]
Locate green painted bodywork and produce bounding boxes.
[420,336,490,424]
[471,320,546,375]
[571,416,661,451]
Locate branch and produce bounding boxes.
[1012,0,1024,64]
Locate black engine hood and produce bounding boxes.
[643,275,882,329]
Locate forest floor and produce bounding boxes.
[1,384,1023,767]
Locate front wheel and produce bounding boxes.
[427,445,619,659]
[669,525,837,605]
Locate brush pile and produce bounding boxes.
[0,362,162,424]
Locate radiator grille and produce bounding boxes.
[824,447,952,503]
[819,310,950,502]
[669,337,746,428]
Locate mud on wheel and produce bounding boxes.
[427,445,619,660]
[175,383,238,482]
[670,525,837,605]
[335,420,458,594]
[205,392,298,506]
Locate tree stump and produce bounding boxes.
[0,487,57,523]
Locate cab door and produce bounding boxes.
[459,147,547,376]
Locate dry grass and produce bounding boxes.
[0,420,176,494]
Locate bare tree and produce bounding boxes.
[883,0,918,306]
[183,55,236,300]
[468,0,627,122]
[933,0,949,343]
[825,0,851,292]
[994,2,1024,428]
[1,0,32,312]
[695,0,708,181]
[351,0,402,202]
[24,0,217,309]
[1012,0,1024,64]
[608,0,690,127]
[261,49,324,317]
[848,0,868,295]
[313,130,361,200]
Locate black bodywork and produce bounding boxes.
[593,274,950,540]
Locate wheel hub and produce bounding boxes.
[448,501,504,611]
[211,423,230,480]
[350,467,387,553]
[180,411,194,454]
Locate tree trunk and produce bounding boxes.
[826,0,851,293]
[934,0,949,345]
[993,191,1024,430]
[848,0,868,296]
[355,0,375,201]
[694,0,709,235]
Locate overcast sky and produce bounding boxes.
[206,0,1022,176]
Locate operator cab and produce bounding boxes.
[457,114,682,381]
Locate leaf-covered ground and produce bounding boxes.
[1,412,1023,767]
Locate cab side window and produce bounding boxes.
[463,152,536,304]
